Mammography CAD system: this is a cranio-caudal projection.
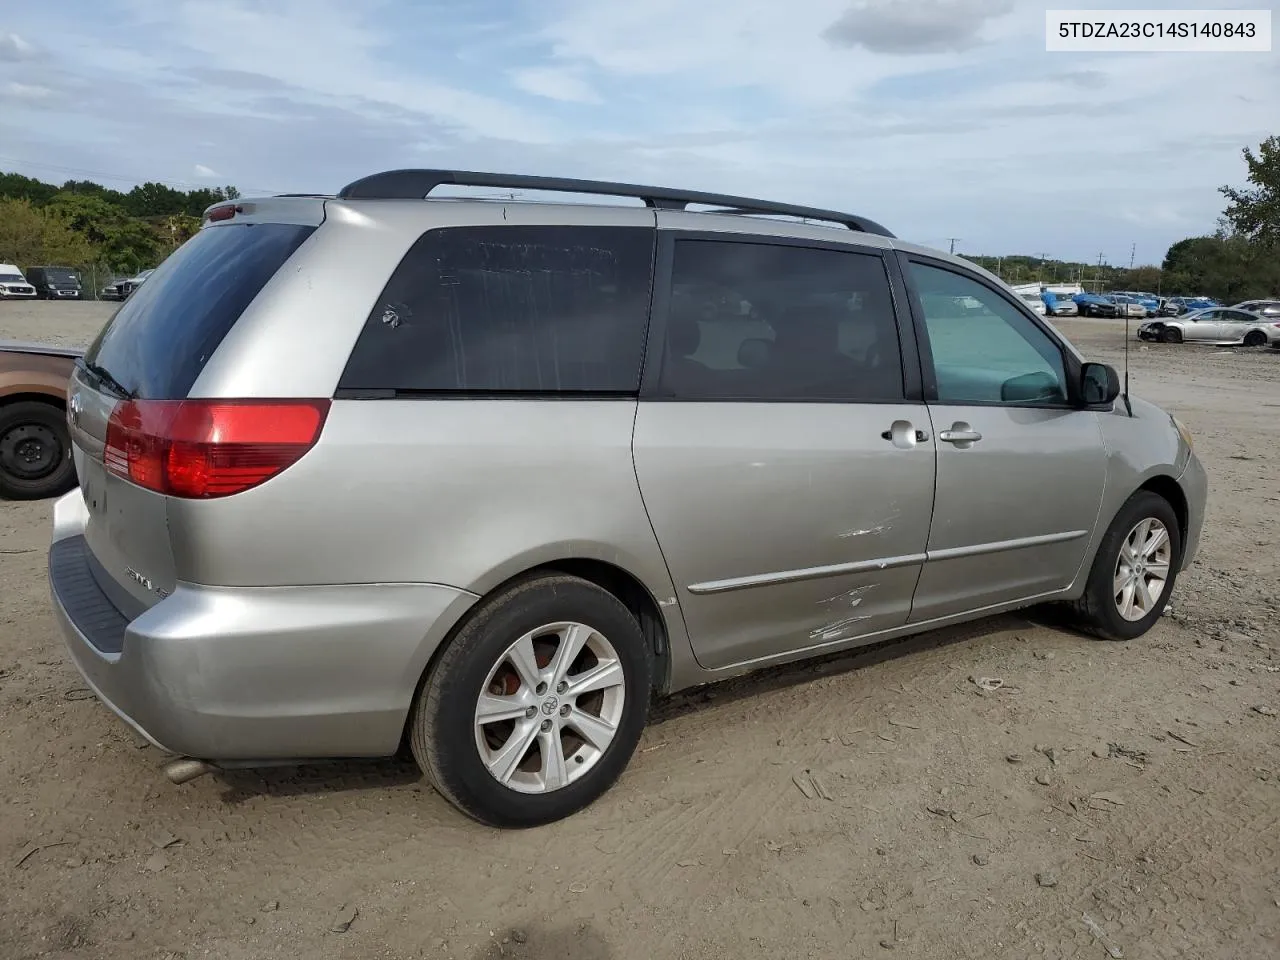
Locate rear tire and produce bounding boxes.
[1159,327,1183,344]
[410,574,652,827]
[1066,491,1181,642]
[1243,330,1266,347]
[0,401,77,500]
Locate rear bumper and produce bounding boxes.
[48,488,478,762]
[1176,451,1208,570]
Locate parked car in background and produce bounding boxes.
[100,269,155,301]
[0,340,80,499]
[1232,299,1280,318]
[26,266,84,300]
[1107,295,1150,319]
[47,168,1206,828]
[1074,292,1119,318]
[1161,296,1220,316]
[1019,291,1047,315]
[0,264,38,299]
[1118,292,1160,315]
[1138,307,1280,346]
[1041,291,1078,316]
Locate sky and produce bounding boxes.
[0,0,1277,266]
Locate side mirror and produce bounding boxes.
[1081,362,1120,405]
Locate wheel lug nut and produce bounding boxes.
[559,704,571,718]
[525,706,537,719]
[556,681,567,694]
[540,719,553,733]
[535,682,547,696]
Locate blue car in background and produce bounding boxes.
[1041,290,1079,316]
[1120,291,1161,314]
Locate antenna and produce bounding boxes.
[1122,308,1134,417]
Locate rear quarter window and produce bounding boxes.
[85,222,316,399]
[338,225,656,395]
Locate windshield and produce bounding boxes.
[45,268,79,283]
[0,273,24,283]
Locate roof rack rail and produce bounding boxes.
[336,169,894,238]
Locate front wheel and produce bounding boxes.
[1066,491,1181,641]
[1159,327,1183,344]
[410,574,653,827]
[0,400,78,500]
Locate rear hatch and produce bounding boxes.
[68,211,321,617]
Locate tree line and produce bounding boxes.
[967,135,1280,303]
[2,135,1276,302]
[0,172,240,291]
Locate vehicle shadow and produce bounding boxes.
[649,610,1049,725]
[214,608,1076,805]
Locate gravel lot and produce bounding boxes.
[2,300,1277,960]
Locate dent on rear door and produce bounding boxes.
[633,403,936,672]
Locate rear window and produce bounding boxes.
[85,222,316,399]
[338,225,655,395]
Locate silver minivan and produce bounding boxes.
[48,170,1207,827]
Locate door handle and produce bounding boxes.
[939,424,982,446]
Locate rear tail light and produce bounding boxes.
[104,399,330,498]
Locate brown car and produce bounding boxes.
[0,340,80,499]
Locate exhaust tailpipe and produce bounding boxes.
[164,758,214,785]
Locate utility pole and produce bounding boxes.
[948,238,960,255]
[1034,252,1050,283]
[1094,252,1106,293]
[1129,243,1135,271]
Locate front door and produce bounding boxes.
[901,257,1108,623]
[633,232,936,672]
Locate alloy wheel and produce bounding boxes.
[474,621,626,794]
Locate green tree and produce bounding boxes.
[0,198,95,265]
[1220,135,1280,247]
[0,172,58,205]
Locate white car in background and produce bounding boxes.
[1019,291,1046,315]
[0,264,38,299]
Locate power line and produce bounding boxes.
[0,154,278,194]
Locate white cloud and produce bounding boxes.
[510,66,600,104]
[0,32,39,62]
[2,81,53,101]
[193,163,219,178]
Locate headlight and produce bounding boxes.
[1172,415,1194,451]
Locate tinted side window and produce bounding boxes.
[339,226,655,394]
[85,223,316,399]
[909,263,1068,406]
[659,239,904,401]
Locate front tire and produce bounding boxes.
[1159,327,1183,344]
[0,400,77,500]
[410,574,653,827]
[1067,491,1181,641]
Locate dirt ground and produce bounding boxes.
[1,300,1277,960]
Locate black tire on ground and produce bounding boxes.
[1065,490,1182,642]
[0,400,77,501]
[410,574,653,827]
[1243,330,1266,347]
[1159,327,1183,344]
